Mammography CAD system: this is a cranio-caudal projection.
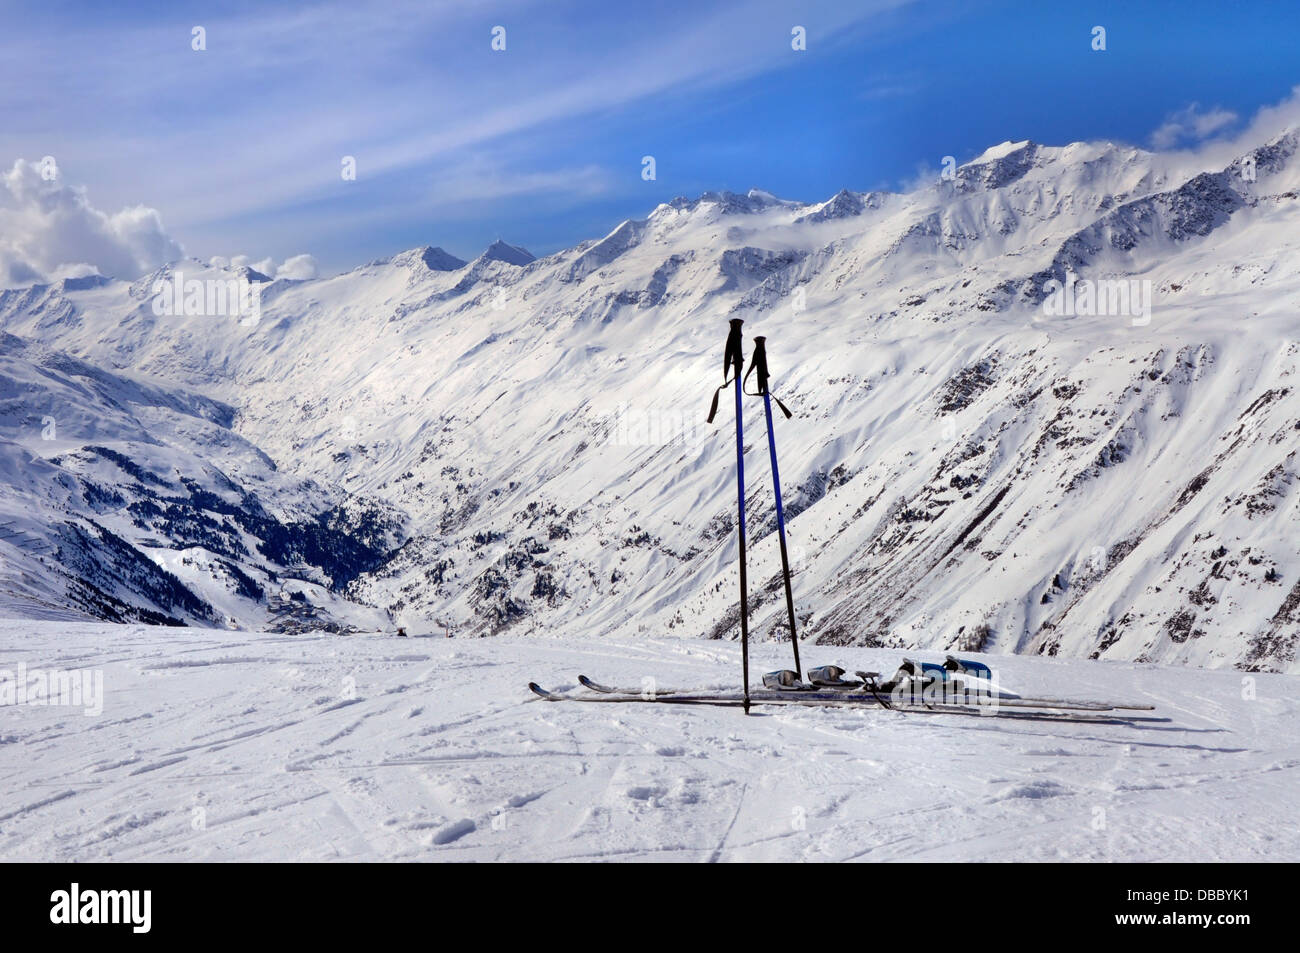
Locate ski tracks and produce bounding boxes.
[3,625,1298,861]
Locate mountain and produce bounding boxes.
[0,331,400,630]
[478,240,536,267]
[2,130,1299,671]
[391,246,468,272]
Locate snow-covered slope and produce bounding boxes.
[2,131,1299,670]
[1,622,1296,861]
[0,329,399,630]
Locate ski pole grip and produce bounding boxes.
[749,336,770,395]
[745,336,793,416]
[708,318,745,423]
[724,318,745,381]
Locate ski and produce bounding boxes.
[582,670,852,696]
[578,674,712,696]
[867,660,1156,711]
[573,677,1149,713]
[581,670,862,697]
[532,683,747,707]
[576,672,1153,712]
[580,671,871,697]
[531,683,1168,725]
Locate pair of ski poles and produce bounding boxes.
[707,318,801,713]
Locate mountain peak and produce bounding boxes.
[480,240,536,266]
[388,245,469,273]
[56,273,113,293]
[419,246,468,271]
[651,189,799,220]
[967,140,1035,165]
[234,265,273,284]
[794,188,890,224]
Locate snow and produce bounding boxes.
[478,240,535,266]
[1,620,1296,861]
[966,139,1032,164]
[2,128,1300,670]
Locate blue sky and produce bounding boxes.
[3,0,1300,276]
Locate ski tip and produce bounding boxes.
[578,675,615,693]
[527,682,556,699]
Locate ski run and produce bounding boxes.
[2,620,1297,862]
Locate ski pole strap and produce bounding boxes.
[706,318,746,424]
[743,336,793,418]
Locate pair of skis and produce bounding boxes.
[578,666,1154,711]
[528,323,1166,727]
[527,675,1164,726]
[706,320,801,712]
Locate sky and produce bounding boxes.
[2,0,1300,280]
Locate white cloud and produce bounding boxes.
[1141,86,1300,185]
[273,254,319,280]
[228,255,273,276]
[0,160,317,288]
[1150,103,1239,150]
[0,159,183,288]
[212,253,319,281]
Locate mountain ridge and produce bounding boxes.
[2,129,1298,671]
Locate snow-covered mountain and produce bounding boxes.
[2,131,1299,671]
[0,328,400,629]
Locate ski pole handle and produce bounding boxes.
[746,335,771,395]
[723,318,745,381]
[707,318,746,423]
[744,335,793,418]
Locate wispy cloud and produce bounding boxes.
[209,253,319,280]
[1150,102,1238,150]
[1145,86,1300,185]
[1,0,911,253]
[857,73,924,102]
[428,161,612,209]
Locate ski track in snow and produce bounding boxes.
[0,621,1296,862]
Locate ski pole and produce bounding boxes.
[744,336,801,678]
[707,318,751,713]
